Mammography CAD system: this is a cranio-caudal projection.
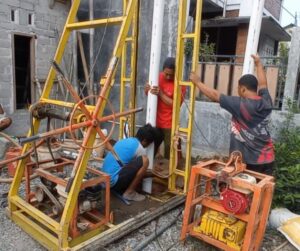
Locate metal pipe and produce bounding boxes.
[19,107,144,145]
[132,213,178,251]
[223,0,228,17]
[0,140,44,168]
[242,0,265,75]
[89,0,95,96]
[0,174,38,184]
[144,0,165,193]
[0,132,22,149]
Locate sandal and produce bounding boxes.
[123,191,145,202]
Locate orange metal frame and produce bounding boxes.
[180,154,275,251]
[24,158,111,239]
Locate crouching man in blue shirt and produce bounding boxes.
[102,124,156,202]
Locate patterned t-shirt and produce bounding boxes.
[219,88,274,165]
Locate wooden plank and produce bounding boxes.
[231,65,243,96]
[195,63,203,98]
[72,195,185,250]
[203,63,216,89]
[217,64,231,95]
[266,66,279,103]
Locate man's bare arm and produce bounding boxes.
[159,91,173,106]
[190,72,220,102]
[252,54,268,90]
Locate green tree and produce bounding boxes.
[273,100,300,213]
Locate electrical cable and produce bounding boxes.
[272,0,296,19]
[154,218,164,251]
[78,0,113,98]
[0,132,22,149]
[132,210,182,251]
[181,95,224,157]
[46,117,57,164]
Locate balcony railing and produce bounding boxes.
[186,55,287,109]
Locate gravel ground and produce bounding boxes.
[0,170,297,251]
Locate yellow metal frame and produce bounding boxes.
[8,0,139,250]
[168,0,203,193]
[119,0,139,138]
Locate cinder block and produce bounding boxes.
[6,0,20,8]
[35,20,49,30]
[0,3,10,12]
[37,36,50,46]
[0,11,10,22]
[0,39,11,49]
[4,65,12,75]
[0,49,11,58]
[1,22,15,30]
[0,31,10,40]
[20,1,34,10]
[0,73,12,82]
[0,87,12,99]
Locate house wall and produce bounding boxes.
[0,0,71,115]
[226,0,282,21]
[181,101,300,158]
[264,0,282,21]
[259,34,276,56]
[235,24,248,60]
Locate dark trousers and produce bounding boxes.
[153,128,172,159]
[247,162,274,176]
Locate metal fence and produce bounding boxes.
[186,55,287,109]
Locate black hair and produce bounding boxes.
[135,123,155,144]
[238,74,258,92]
[163,57,175,70]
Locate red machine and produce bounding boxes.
[180,152,275,251]
[221,189,250,215]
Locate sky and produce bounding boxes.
[281,0,300,26]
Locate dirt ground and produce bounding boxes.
[0,180,297,251]
[0,160,297,251]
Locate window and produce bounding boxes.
[11,10,15,22]
[10,9,19,24]
[28,13,34,26]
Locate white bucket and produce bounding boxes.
[269,208,299,229]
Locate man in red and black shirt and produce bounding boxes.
[145,57,186,159]
[190,55,274,175]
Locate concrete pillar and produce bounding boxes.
[282,27,300,110]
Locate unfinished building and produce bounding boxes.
[0,0,71,134]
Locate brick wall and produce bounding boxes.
[265,0,282,20]
[226,10,239,18]
[235,24,248,63]
[0,0,71,114]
